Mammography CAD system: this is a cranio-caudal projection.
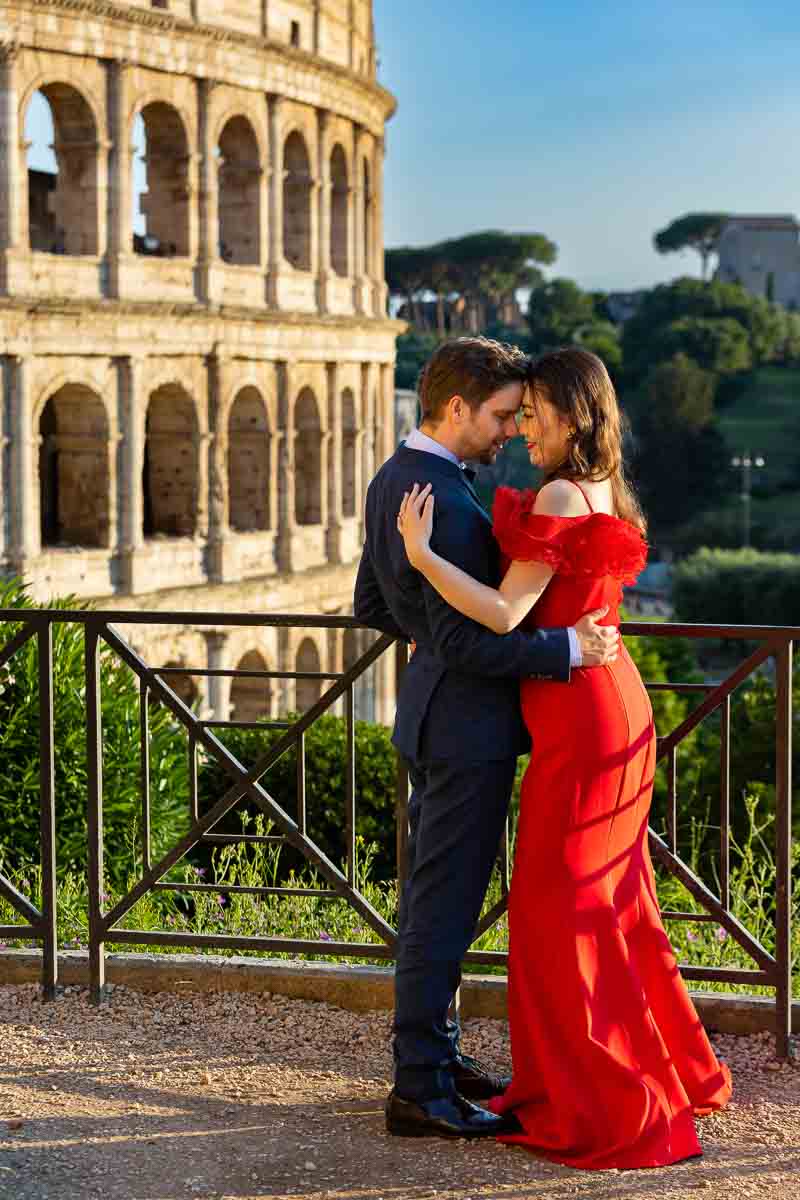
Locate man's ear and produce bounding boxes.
[448,393,465,422]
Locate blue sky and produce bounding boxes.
[24,2,800,291]
[374,0,800,290]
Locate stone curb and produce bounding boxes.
[0,949,796,1035]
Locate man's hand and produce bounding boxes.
[574,607,619,668]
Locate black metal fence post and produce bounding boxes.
[85,621,106,1003]
[774,640,794,1059]
[37,621,57,1000]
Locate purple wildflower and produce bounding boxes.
[715,927,728,943]
[319,931,332,942]
[217,895,226,907]
[686,930,699,943]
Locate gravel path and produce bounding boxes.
[0,982,798,1200]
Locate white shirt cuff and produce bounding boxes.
[568,627,582,668]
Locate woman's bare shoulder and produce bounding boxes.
[533,479,588,516]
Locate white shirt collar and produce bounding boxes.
[404,427,462,467]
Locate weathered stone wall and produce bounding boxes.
[0,0,401,725]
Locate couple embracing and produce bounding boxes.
[354,338,731,1170]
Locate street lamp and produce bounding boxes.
[730,452,765,548]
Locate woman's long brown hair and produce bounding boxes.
[527,347,647,535]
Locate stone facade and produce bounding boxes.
[0,0,402,724]
[716,215,800,308]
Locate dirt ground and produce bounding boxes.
[0,982,798,1200]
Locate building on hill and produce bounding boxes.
[0,0,402,724]
[715,215,800,308]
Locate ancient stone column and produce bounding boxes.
[0,41,22,293]
[267,93,284,307]
[325,361,344,562]
[206,351,229,580]
[379,362,395,464]
[359,362,376,537]
[372,136,387,316]
[348,0,356,69]
[312,1,321,54]
[96,135,111,263]
[269,429,282,533]
[186,150,200,267]
[274,361,294,572]
[316,109,331,313]
[106,59,134,299]
[9,355,38,571]
[118,355,146,593]
[196,77,219,304]
[351,125,365,312]
[204,631,231,722]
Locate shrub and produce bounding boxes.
[198,714,400,881]
[0,578,190,883]
[673,547,800,627]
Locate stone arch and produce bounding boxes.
[283,131,312,271]
[230,649,273,722]
[228,386,270,532]
[135,101,191,257]
[330,143,349,277]
[294,388,322,526]
[362,157,373,276]
[295,637,321,712]
[341,388,358,518]
[143,384,199,538]
[38,383,110,548]
[24,82,100,256]
[218,115,262,265]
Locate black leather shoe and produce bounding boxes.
[385,1088,514,1139]
[452,1054,511,1101]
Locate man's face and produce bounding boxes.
[461,382,525,465]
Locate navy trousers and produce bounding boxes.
[393,754,518,1102]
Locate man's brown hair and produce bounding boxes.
[418,337,529,424]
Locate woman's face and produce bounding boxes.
[518,384,572,471]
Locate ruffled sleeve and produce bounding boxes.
[491,486,647,584]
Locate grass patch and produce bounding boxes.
[0,802,796,1000]
[717,366,800,492]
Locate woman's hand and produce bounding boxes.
[397,482,435,569]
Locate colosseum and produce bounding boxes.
[0,0,401,723]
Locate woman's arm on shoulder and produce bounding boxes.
[398,484,553,635]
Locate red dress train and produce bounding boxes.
[486,487,732,1170]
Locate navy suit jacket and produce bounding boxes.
[354,444,571,762]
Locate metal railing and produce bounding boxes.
[0,610,795,1054]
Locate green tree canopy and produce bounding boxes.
[629,353,730,534]
[653,213,728,279]
[386,230,557,334]
[621,277,785,385]
[651,316,752,376]
[527,277,597,348]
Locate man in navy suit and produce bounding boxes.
[355,337,619,1139]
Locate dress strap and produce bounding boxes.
[567,480,594,513]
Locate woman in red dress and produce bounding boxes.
[397,348,731,1170]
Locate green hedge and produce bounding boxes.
[0,578,190,882]
[198,715,400,881]
[673,547,800,627]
